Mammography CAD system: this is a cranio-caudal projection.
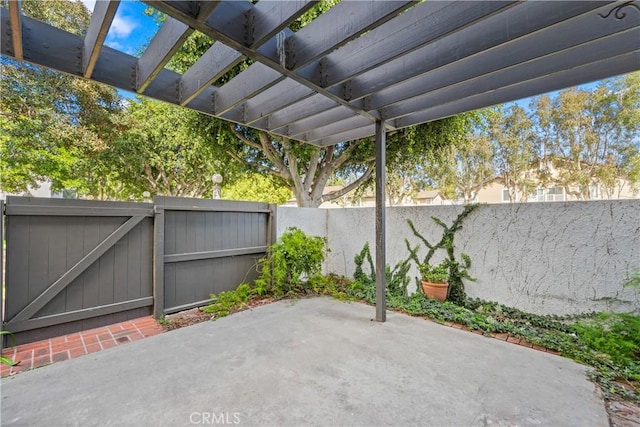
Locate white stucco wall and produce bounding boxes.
[276,206,327,238]
[277,201,640,315]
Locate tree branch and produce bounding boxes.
[229,124,262,150]
[321,164,374,203]
[258,131,289,178]
[305,148,321,189]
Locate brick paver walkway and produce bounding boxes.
[1,316,164,377]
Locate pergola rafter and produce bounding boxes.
[83,0,119,78]
[1,0,638,322]
[2,0,637,145]
[7,0,22,60]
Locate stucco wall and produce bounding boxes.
[278,201,640,316]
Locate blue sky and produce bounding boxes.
[82,0,159,56]
[82,0,602,106]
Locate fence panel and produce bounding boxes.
[3,197,154,344]
[155,196,276,315]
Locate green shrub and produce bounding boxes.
[1,331,18,366]
[573,313,640,365]
[418,262,449,283]
[255,227,328,297]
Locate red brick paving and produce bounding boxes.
[1,316,163,377]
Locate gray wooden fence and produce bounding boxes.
[1,196,275,345]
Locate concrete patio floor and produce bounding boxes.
[1,297,607,426]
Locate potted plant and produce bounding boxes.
[418,262,449,301]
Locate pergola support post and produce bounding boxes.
[375,119,386,322]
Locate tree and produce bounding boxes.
[533,73,640,199]
[419,112,495,203]
[0,0,126,198]
[489,105,537,202]
[104,98,243,199]
[223,174,292,205]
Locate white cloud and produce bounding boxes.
[109,15,137,38]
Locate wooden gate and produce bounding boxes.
[2,197,154,344]
[1,196,276,344]
[153,197,276,316]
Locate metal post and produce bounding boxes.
[375,119,386,322]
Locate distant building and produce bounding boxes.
[475,157,639,203]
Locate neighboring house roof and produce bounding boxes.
[416,190,443,200]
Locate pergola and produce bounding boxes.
[2,0,638,321]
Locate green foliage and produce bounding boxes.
[106,98,242,199]
[0,331,18,367]
[573,313,640,366]
[0,0,128,198]
[203,284,256,318]
[418,263,449,283]
[351,243,411,300]
[257,227,328,297]
[623,269,640,290]
[203,229,329,316]
[223,174,292,204]
[406,204,479,304]
[531,73,640,199]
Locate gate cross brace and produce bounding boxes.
[5,215,146,327]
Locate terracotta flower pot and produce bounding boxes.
[421,280,449,301]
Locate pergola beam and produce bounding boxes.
[213,63,284,115]
[83,0,119,78]
[1,1,637,149]
[316,124,376,147]
[136,2,223,93]
[279,0,417,71]
[303,116,373,143]
[164,0,413,127]
[304,0,517,89]
[179,42,243,106]
[242,80,315,125]
[285,106,357,137]
[7,0,22,60]
[249,0,318,48]
[369,2,636,112]
[307,33,638,144]
[239,0,516,129]
[342,1,614,103]
[266,94,339,131]
[136,18,193,93]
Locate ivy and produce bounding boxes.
[351,242,411,300]
[406,203,479,304]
